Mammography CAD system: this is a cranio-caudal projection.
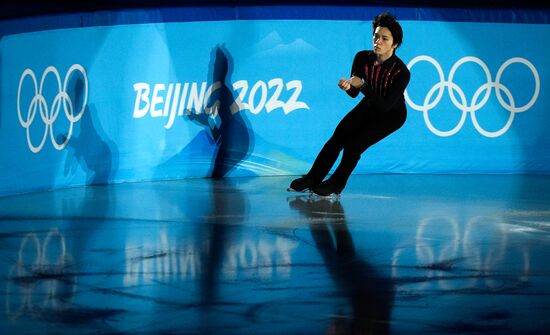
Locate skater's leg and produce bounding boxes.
[305,107,365,182]
[289,138,340,192]
[313,120,402,195]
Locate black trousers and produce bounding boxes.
[306,100,406,189]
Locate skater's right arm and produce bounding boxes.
[343,51,368,98]
[338,78,352,92]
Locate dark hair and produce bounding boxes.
[372,12,403,48]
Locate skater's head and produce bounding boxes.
[372,12,403,57]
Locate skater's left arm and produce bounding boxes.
[353,69,410,113]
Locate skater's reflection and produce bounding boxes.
[199,179,247,305]
[289,196,394,334]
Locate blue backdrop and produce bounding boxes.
[1,7,549,195]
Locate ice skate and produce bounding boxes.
[311,180,343,197]
[287,176,317,193]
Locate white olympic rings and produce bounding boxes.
[405,56,540,137]
[391,215,530,291]
[17,65,88,153]
[6,229,75,319]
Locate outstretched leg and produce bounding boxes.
[290,106,366,192]
[313,118,405,196]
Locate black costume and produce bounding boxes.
[304,50,410,193]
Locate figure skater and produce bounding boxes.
[289,12,410,196]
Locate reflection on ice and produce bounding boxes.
[123,230,298,285]
[0,175,549,334]
[392,215,531,291]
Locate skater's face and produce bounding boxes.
[373,26,397,59]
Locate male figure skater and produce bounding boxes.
[289,12,410,196]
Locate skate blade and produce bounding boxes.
[286,187,312,193]
[310,193,341,200]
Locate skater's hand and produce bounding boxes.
[338,78,352,91]
[350,76,364,88]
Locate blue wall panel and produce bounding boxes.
[1,6,549,195]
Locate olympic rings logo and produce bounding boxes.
[405,56,540,137]
[17,65,88,153]
[392,215,530,291]
[6,229,76,319]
